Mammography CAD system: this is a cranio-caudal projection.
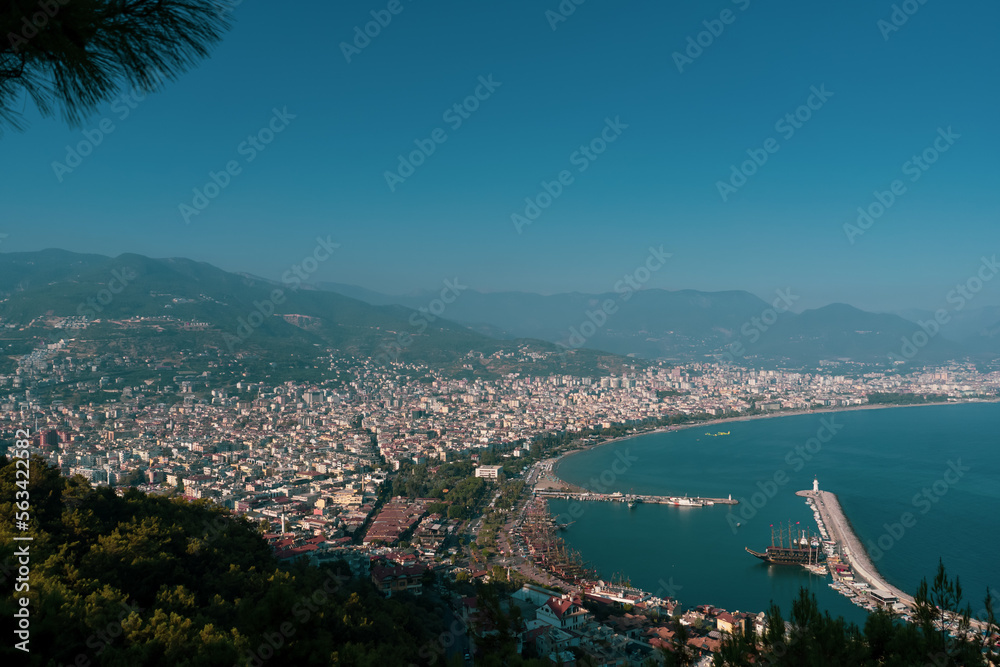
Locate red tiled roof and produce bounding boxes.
[717,612,736,624]
[544,597,575,619]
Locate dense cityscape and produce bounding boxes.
[6,338,999,664]
[3,1,999,664]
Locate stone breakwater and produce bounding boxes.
[798,489,914,607]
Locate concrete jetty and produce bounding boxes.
[534,490,738,505]
[797,488,914,608]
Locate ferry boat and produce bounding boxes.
[671,496,705,507]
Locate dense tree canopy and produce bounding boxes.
[0,456,446,665]
[712,581,997,667]
[1,0,231,133]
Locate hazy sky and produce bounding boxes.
[1,0,997,312]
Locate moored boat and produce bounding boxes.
[746,523,826,566]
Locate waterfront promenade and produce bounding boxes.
[798,489,914,607]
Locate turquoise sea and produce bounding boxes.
[551,402,1000,627]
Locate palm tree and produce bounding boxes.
[1,0,231,134]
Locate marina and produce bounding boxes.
[796,479,913,616]
[511,498,598,585]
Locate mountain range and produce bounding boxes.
[0,249,623,379]
[315,282,1000,367]
[0,249,996,374]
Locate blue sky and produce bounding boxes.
[1,0,997,312]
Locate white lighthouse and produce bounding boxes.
[813,476,819,493]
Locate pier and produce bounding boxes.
[800,484,993,635]
[797,488,914,609]
[533,490,738,506]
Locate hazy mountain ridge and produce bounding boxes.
[896,305,1000,345]
[0,250,629,377]
[317,284,989,366]
[0,250,994,369]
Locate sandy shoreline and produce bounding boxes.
[552,398,999,471]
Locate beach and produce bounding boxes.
[552,398,1000,469]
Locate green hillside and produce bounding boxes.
[0,250,637,381]
[0,456,445,666]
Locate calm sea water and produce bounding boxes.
[551,402,1000,626]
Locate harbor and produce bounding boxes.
[547,407,999,632]
[796,480,915,616]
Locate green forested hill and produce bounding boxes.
[0,457,445,666]
[0,249,634,379]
